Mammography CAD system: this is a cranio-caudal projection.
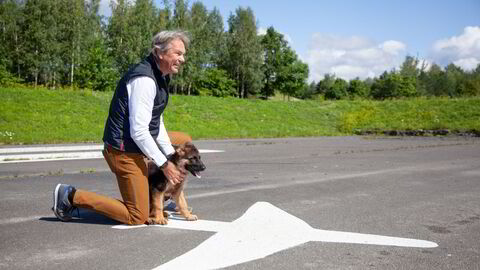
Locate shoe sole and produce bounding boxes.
[52,183,67,221]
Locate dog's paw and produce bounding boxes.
[147,217,169,225]
[185,214,198,221]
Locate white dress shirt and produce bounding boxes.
[126,76,175,167]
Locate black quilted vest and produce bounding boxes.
[103,53,170,153]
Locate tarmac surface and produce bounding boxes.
[1,136,479,269]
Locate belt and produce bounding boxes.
[104,143,117,153]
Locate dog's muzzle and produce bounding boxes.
[186,163,206,179]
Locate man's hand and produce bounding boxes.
[161,161,186,185]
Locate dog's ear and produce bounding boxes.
[183,141,194,150]
[175,144,185,157]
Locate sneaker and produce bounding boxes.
[163,199,177,212]
[52,184,77,221]
[163,198,192,214]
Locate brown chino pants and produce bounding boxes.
[72,131,192,225]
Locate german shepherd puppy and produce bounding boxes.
[147,142,205,225]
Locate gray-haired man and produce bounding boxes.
[52,31,191,225]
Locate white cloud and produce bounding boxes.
[431,26,480,70]
[257,28,267,36]
[453,57,480,70]
[379,40,407,55]
[305,33,407,81]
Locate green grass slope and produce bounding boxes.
[1,87,479,144]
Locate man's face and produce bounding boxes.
[157,38,186,75]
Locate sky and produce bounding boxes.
[100,0,480,82]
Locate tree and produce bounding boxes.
[259,26,309,100]
[347,78,370,99]
[400,55,421,78]
[371,71,417,99]
[223,7,263,98]
[316,73,336,96]
[178,1,208,95]
[131,0,158,58]
[107,0,136,74]
[444,63,465,97]
[422,64,448,96]
[260,26,287,98]
[156,0,171,30]
[453,64,480,96]
[22,0,59,88]
[325,78,348,100]
[205,7,226,67]
[276,48,309,99]
[195,67,236,97]
[168,0,191,94]
[0,0,23,79]
[59,0,110,90]
[297,81,317,99]
[77,36,118,91]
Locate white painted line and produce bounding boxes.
[0,145,103,154]
[113,202,438,270]
[0,152,104,163]
[0,149,224,163]
[198,149,224,154]
[0,215,44,225]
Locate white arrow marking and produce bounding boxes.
[112,202,437,269]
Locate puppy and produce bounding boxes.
[147,142,206,225]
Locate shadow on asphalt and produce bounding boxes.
[39,209,121,225]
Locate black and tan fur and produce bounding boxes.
[147,142,205,225]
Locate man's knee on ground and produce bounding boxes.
[128,212,149,225]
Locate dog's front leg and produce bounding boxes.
[174,190,197,221]
[148,190,169,225]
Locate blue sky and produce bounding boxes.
[102,0,480,81]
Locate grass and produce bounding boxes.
[336,98,480,133]
[1,86,479,145]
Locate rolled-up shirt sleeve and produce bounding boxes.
[127,76,171,167]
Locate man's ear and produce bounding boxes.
[154,48,163,59]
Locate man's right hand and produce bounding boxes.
[161,161,186,185]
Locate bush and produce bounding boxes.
[0,65,21,87]
[371,72,418,99]
[195,68,236,97]
[325,78,348,100]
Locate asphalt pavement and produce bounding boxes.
[1,136,479,269]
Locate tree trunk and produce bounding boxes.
[236,73,240,98]
[53,72,56,90]
[34,49,38,89]
[14,32,20,78]
[241,74,246,98]
[70,50,74,89]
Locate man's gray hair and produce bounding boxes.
[151,30,190,54]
